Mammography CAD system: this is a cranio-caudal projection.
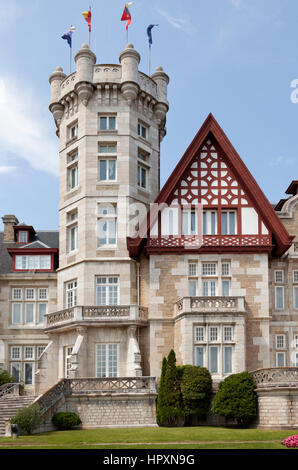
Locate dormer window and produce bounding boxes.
[18,231,28,243]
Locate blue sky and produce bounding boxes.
[0,0,297,230]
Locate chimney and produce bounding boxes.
[2,214,19,242]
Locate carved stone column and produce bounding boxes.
[69,327,88,379]
[127,326,142,377]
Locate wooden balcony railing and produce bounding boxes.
[147,234,272,250]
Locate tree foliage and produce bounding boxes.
[211,372,258,427]
[180,365,212,422]
[0,368,15,386]
[156,356,167,425]
[10,404,41,435]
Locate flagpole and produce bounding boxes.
[149,45,151,76]
[70,45,72,74]
[126,27,128,45]
[89,5,91,48]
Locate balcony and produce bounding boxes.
[45,305,148,331]
[175,296,246,316]
[252,367,298,389]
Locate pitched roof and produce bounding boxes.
[128,113,293,257]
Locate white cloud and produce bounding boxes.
[269,156,298,167]
[0,166,17,174]
[155,8,196,34]
[0,77,58,176]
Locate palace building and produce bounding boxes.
[0,42,298,431]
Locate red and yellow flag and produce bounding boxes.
[121,3,132,30]
[82,9,92,32]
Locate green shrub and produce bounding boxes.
[52,412,81,430]
[180,365,212,423]
[10,404,41,435]
[211,371,258,427]
[0,368,15,386]
[162,349,183,426]
[156,357,167,425]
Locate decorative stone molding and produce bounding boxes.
[0,383,19,398]
[175,296,246,315]
[252,367,298,389]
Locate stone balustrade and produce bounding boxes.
[175,296,245,315]
[252,367,298,389]
[0,383,19,399]
[68,377,157,395]
[45,305,148,330]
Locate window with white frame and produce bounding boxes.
[68,224,78,253]
[25,303,34,324]
[223,326,233,342]
[276,334,285,349]
[295,353,298,367]
[96,277,119,306]
[222,263,230,276]
[209,326,219,342]
[138,122,148,139]
[10,363,20,383]
[96,343,119,377]
[209,346,219,373]
[202,263,217,276]
[182,210,197,235]
[19,231,28,243]
[275,286,284,310]
[99,143,117,154]
[188,279,197,296]
[189,263,197,276]
[64,346,74,378]
[37,346,46,358]
[294,334,298,349]
[203,210,217,235]
[67,151,78,164]
[97,204,117,246]
[12,303,22,324]
[98,158,116,182]
[202,280,217,296]
[221,211,236,235]
[25,288,35,300]
[275,270,284,283]
[137,164,148,189]
[294,270,298,283]
[68,164,78,190]
[65,280,77,308]
[194,346,204,367]
[15,255,51,270]
[24,346,34,360]
[11,288,48,326]
[11,346,21,360]
[99,115,116,131]
[223,346,233,374]
[194,326,205,342]
[294,286,298,310]
[24,362,34,385]
[38,303,47,324]
[38,288,48,300]
[10,345,47,384]
[222,280,230,296]
[68,122,78,140]
[12,288,22,300]
[276,352,286,367]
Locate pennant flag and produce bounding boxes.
[147,24,158,46]
[82,8,92,32]
[62,26,76,48]
[121,2,132,30]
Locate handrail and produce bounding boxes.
[0,383,19,398]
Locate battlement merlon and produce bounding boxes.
[49,42,169,134]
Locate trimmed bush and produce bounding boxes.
[0,368,15,386]
[156,357,167,425]
[10,404,41,435]
[211,372,257,427]
[162,350,183,426]
[52,412,81,430]
[180,365,212,423]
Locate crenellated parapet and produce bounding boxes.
[49,42,169,136]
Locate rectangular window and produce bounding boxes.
[66,280,77,308]
[138,123,147,139]
[195,327,205,342]
[222,280,230,297]
[37,346,46,358]
[99,116,116,130]
[195,346,205,367]
[98,159,116,181]
[275,270,284,283]
[12,288,22,300]
[209,346,219,374]
[223,326,233,342]
[188,263,197,276]
[202,263,217,276]
[15,255,51,270]
[202,211,217,235]
[276,335,285,349]
[223,346,233,374]
[294,271,298,283]
[182,211,197,235]
[68,165,78,190]
[25,304,34,324]
[222,263,230,276]
[275,286,284,310]
[69,123,78,139]
[96,277,119,306]
[209,326,219,342]
[38,288,48,300]
[11,346,21,360]
[137,164,148,189]
[294,286,298,309]
[12,304,22,324]
[295,353,298,367]
[11,363,20,383]
[96,343,119,377]
[276,352,285,367]
[99,143,117,154]
[294,335,298,349]
[25,288,35,300]
[68,225,78,252]
[221,211,236,235]
[38,303,47,323]
[188,279,197,297]
[64,346,73,378]
[24,347,34,360]
[24,363,33,385]
[202,280,217,296]
[19,231,28,243]
[97,205,117,246]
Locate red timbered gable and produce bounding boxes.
[127,114,293,257]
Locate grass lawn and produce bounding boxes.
[0,426,295,449]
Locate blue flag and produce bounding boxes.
[62,27,76,48]
[147,24,158,46]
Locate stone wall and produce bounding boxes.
[256,388,298,429]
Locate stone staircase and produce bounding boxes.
[0,395,36,436]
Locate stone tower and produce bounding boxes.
[39,43,169,388]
